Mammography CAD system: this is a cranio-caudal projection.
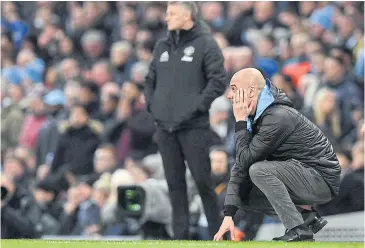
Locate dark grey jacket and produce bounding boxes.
[145,23,227,132]
[224,86,341,216]
[36,117,60,167]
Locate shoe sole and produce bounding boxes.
[311,218,328,234]
[288,238,315,242]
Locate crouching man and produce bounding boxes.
[214,68,340,242]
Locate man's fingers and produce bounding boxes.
[230,225,235,241]
[248,100,254,112]
[213,232,221,241]
[235,89,240,103]
[214,229,226,241]
[241,88,245,103]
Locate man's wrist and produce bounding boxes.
[223,205,238,217]
[235,121,247,132]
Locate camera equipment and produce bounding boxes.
[117,180,173,239]
[117,185,146,218]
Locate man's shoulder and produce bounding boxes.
[261,104,300,125]
[155,37,170,48]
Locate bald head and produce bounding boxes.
[231,68,266,88]
[228,68,266,116]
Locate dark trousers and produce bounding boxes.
[243,159,333,230]
[155,127,221,239]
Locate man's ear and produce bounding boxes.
[249,87,255,98]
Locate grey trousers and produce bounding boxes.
[242,159,332,230]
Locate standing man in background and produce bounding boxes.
[145,1,227,240]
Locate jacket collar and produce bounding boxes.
[246,79,275,132]
[168,23,207,47]
[253,79,275,122]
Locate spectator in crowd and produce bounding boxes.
[58,181,94,235]
[336,152,351,178]
[104,81,156,163]
[254,34,279,79]
[130,61,149,86]
[19,95,48,149]
[14,145,37,177]
[318,141,364,216]
[99,93,119,125]
[78,82,101,119]
[57,58,82,88]
[200,2,225,32]
[2,48,45,89]
[334,141,364,213]
[231,47,254,74]
[60,80,82,119]
[50,105,102,179]
[81,30,107,69]
[297,74,320,110]
[90,60,114,87]
[55,35,84,65]
[323,56,362,137]
[1,84,25,153]
[110,41,135,85]
[136,39,154,63]
[209,147,230,211]
[3,156,29,191]
[1,3,29,51]
[36,89,65,167]
[1,174,41,239]
[83,173,112,236]
[272,73,303,110]
[87,144,119,183]
[303,87,342,150]
[140,3,166,41]
[101,81,120,101]
[209,96,233,142]
[19,179,62,235]
[282,33,311,86]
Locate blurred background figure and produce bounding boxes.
[0,1,363,241]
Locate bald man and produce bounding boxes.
[214,68,340,242]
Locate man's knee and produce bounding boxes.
[249,161,275,183]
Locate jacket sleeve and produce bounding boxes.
[50,135,66,173]
[1,205,42,238]
[58,208,78,235]
[224,112,296,216]
[198,36,228,112]
[144,42,160,113]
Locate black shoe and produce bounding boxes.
[302,209,328,234]
[273,225,314,242]
[272,229,288,241]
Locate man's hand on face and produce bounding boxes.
[232,88,253,122]
[213,216,235,241]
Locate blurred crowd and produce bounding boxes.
[1,1,364,240]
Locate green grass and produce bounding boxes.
[1,240,364,248]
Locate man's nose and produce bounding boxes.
[227,91,233,100]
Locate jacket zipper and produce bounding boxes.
[168,47,178,133]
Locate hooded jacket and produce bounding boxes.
[145,23,227,132]
[224,81,341,216]
[50,120,102,176]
